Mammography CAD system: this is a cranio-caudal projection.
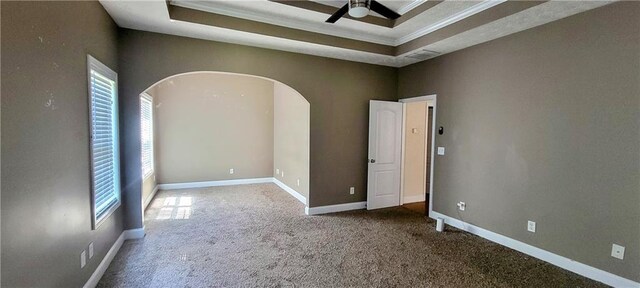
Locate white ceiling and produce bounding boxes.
[100,0,613,67]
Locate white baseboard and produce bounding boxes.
[83,227,145,288]
[143,185,159,210]
[83,233,124,288]
[273,178,306,205]
[430,211,639,288]
[306,201,367,215]
[157,177,273,190]
[123,227,146,239]
[158,177,309,207]
[403,194,425,204]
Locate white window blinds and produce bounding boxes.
[88,55,120,229]
[140,94,154,177]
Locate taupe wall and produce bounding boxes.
[402,101,427,203]
[117,29,397,229]
[148,73,275,184]
[274,82,311,199]
[398,2,639,282]
[1,1,123,287]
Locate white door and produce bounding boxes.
[367,100,403,210]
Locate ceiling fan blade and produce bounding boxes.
[326,3,348,23]
[370,0,401,19]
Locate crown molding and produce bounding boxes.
[396,0,428,15]
[171,1,397,46]
[395,0,507,45]
[173,0,510,47]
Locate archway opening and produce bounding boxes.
[138,71,310,220]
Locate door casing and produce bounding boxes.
[399,95,437,217]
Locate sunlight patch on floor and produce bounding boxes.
[154,195,194,220]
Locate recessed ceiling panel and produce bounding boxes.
[171,0,397,45]
[171,0,495,46]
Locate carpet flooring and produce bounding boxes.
[98,183,605,287]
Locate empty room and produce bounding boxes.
[1,0,638,287]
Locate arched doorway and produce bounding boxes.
[137,71,310,224]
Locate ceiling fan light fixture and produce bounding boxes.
[348,0,370,18]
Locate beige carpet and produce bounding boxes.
[98,183,605,287]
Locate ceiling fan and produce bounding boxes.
[325,0,401,23]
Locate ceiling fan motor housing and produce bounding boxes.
[349,0,371,18]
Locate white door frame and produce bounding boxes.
[399,95,436,216]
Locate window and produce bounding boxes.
[140,93,154,178]
[87,55,120,229]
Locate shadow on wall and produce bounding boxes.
[138,71,310,210]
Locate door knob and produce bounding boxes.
[370,159,376,163]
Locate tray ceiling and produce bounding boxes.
[100,0,613,67]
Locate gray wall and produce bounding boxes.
[117,29,398,229]
[1,1,123,287]
[398,2,639,282]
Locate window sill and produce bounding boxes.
[93,201,121,230]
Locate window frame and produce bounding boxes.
[87,55,121,230]
[140,92,154,179]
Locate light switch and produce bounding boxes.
[412,128,419,134]
[437,147,445,155]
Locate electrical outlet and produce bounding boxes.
[527,221,536,233]
[88,242,94,259]
[276,168,280,175]
[611,244,625,260]
[297,179,300,186]
[456,202,465,211]
[437,147,445,155]
[80,250,86,268]
[349,187,355,195]
[229,168,234,174]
